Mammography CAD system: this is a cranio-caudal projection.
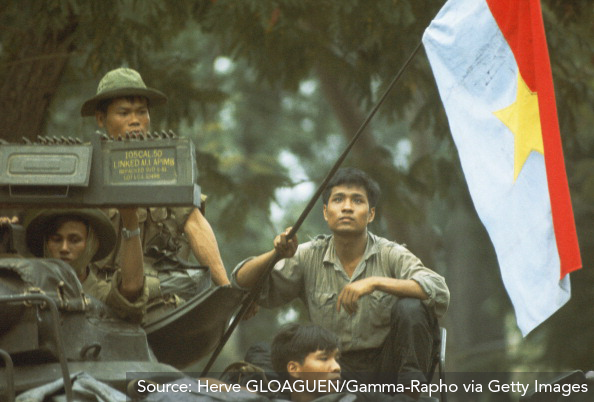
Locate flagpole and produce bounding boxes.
[200,40,424,377]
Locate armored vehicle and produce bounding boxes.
[0,135,245,400]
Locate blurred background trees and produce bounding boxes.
[1,0,592,376]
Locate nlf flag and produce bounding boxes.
[423,0,581,335]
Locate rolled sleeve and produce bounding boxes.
[84,270,149,324]
[231,253,305,308]
[412,272,450,318]
[231,257,255,291]
[104,270,149,324]
[391,244,450,318]
[170,206,194,227]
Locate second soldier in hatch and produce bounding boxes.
[25,208,148,323]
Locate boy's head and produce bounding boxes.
[271,323,341,385]
[322,168,381,209]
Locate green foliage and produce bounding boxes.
[1,0,592,372]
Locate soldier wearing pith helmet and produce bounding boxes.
[81,67,231,295]
[24,208,147,323]
[81,67,166,138]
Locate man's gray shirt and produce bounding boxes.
[232,233,449,352]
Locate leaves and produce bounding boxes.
[1,0,592,371]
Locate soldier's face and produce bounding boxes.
[46,221,88,265]
[96,97,150,138]
[288,349,341,395]
[323,184,375,237]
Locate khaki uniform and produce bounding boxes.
[95,207,193,270]
[232,233,449,352]
[83,269,149,324]
[93,206,211,323]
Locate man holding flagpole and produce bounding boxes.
[423,0,581,336]
[232,168,449,398]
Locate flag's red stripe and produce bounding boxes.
[486,0,581,278]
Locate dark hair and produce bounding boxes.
[96,95,150,114]
[46,216,88,237]
[322,167,381,208]
[271,323,340,378]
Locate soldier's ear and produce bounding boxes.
[95,111,105,128]
[287,361,301,380]
[368,207,375,223]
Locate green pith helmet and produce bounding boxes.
[80,67,167,116]
[24,209,116,261]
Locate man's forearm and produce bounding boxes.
[185,208,230,286]
[373,277,428,300]
[235,250,278,289]
[119,209,144,301]
[236,227,296,289]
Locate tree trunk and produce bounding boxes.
[0,21,77,142]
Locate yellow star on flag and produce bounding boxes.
[494,73,545,181]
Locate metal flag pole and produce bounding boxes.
[201,40,423,377]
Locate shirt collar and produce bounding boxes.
[322,232,380,267]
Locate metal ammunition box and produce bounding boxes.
[0,132,201,207]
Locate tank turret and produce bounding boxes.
[0,136,245,400]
